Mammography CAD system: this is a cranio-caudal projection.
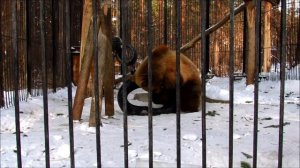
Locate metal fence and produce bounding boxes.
[0,0,299,168]
[1,0,299,108]
[0,0,83,108]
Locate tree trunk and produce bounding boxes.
[263,1,272,72]
[246,1,256,85]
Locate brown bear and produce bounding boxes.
[130,45,202,113]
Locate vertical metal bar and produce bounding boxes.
[278,0,287,167]
[65,0,75,167]
[258,1,262,74]
[146,0,153,167]
[26,0,32,95]
[52,0,58,92]
[200,1,207,167]
[121,0,129,167]
[175,0,181,167]
[229,0,235,167]
[0,0,3,108]
[92,0,101,167]
[39,0,50,167]
[12,0,22,167]
[163,0,168,45]
[253,0,261,167]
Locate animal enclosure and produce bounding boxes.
[0,0,299,167]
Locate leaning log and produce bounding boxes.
[180,2,246,52]
[72,3,100,120]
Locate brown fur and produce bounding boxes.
[132,45,201,112]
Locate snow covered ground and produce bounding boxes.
[1,77,299,167]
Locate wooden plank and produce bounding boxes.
[102,4,114,116]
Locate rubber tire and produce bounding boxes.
[117,80,176,115]
[116,44,138,66]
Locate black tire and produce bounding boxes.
[117,80,176,115]
[116,44,138,66]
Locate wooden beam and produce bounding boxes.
[72,0,99,120]
[89,27,108,126]
[180,2,246,53]
[102,4,114,117]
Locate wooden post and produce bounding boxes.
[89,27,108,126]
[102,4,114,116]
[72,0,99,120]
[262,1,272,72]
[80,0,94,97]
[212,40,221,76]
[89,3,114,126]
[245,0,256,85]
[73,1,114,122]
[79,0,92,69]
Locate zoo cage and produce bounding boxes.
[0,0,299,167]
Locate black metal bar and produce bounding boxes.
[12,0,22,167]
[146,0,153,167]
[26,0,32,95]
[19,2,26,102]
[92,0,101,167]
[200,1,207,167]
[229,0,235,167]
[258,0,262,74]
[278,0,287,167]
[163,0,168,45]
[0,0,3,108]
[121,1,129,167]
[65,0,75,167]
[52,0,58,92]
[253,0,261,167]
[40,0,50,167]
[175,0,181,167]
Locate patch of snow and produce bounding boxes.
[182,134,198,141]
[1,77,299,167]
